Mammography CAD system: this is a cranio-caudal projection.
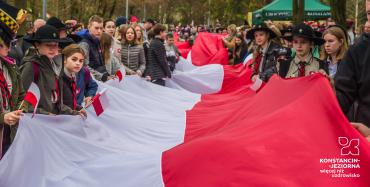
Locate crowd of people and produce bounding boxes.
[0,0,370,159]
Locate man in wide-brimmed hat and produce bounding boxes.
[0,1,27,158]
[20,25,85,118]
[279,23,328,79]
[247,22,281,82]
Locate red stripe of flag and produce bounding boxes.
[24,91,38,107]
[116,70,123,82]
[24,82,40,116]
[162,74,370,187]
[92,93,103,116]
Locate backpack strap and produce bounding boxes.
[32,62,40,83]
[83,66,91,88]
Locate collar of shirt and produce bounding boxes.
[293,53,313,65]
[261,41,271,55]
[64,68,76,79]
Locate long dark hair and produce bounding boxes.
[234,33,247,53]
[100,32,113,64]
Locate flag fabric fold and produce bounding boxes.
[190,33,229,66]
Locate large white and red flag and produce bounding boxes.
[0,33,369,187]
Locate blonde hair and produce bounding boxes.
[321,26,348,61]
[227,24,237,35]
[88,15,103,26]
[133,24,144,45]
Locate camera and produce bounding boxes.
[273,47,291,58]
[273,47,292,64]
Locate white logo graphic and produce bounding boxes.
[338,137,360,156]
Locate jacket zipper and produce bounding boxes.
[128,44,130,69]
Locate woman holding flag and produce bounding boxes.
[0,1,27,158]
[247,22,281,82]
[61,44,98,109]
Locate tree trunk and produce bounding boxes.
[330,0,346,27]
[108,0,117,18]
[101,1,108,17]
[293,0,305,24]
[58,0,65,19]
[14,0,27,8]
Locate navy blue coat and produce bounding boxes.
[76,67,98,106]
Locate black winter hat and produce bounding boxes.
[24,25,70,44]
[247,23,277,40]
[291,23,325,46]
[46,17,67,31]
[115,16,127,27]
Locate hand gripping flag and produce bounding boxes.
[250,77,265,92]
